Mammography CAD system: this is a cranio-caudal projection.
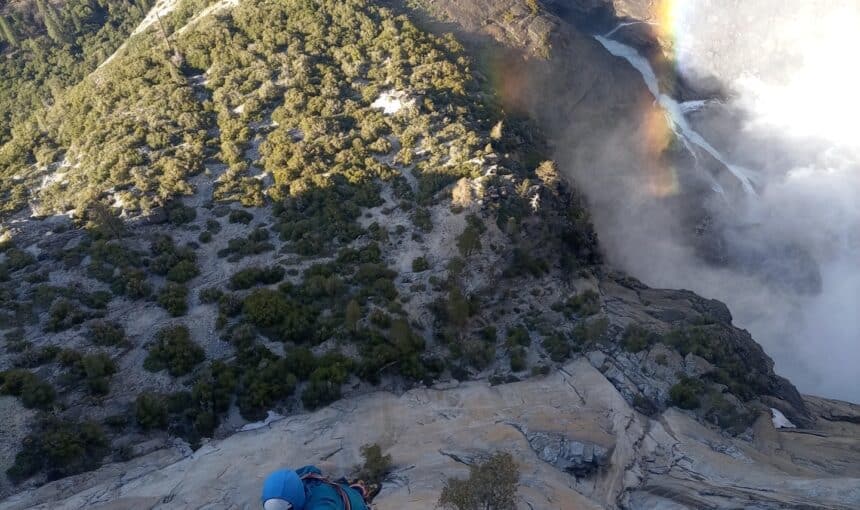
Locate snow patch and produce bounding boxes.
[771,408,796,429]
[239,410,285,432]
[371,89,415,115]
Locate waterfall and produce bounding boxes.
[594,35,757,195]
[604,21,656,38]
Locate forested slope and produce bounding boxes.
[0,0,812,500]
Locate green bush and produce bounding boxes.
[622,325,658,353]
[243,288,290,328]
[411,256,430,272]
[217,235,274,261]
[5,249,36,271]
[509,347,527,372]
[45,298,88,332]
[236,358,298,421]
[459,338,495,370]
[669,377,705,410]
[166,202,197,225]
[301,355,352,410]
[12,346,60,368]
[357,443,392,485]
[229,209,253,224]
[7,417,109,483]
[200,287,224,304]
[166,259,200,283]
[135,392,168,430]
[144,325,205,376]
[506,326,531,347]
[572,318,609,347]
[206,219,222,233]
[439,452,519,510]
[0,369,55,409]
[566,290,600,316]
[63,352,117,396]
[542,333,571,362]
[114,268,152,299]
[87,320,127,346]
[230,265,285,290]
[157,283,189,316]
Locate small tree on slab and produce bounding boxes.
[439,452,519,510]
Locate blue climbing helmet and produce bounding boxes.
[261,469,306,510]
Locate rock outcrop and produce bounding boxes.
[3,359,858,509]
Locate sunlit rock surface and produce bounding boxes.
[3,359,858,510]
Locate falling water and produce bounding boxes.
[594,34,757,195]
[604,21,657,38]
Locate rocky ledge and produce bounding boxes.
[3,358,858,509]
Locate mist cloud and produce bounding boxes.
[552,1,860,401]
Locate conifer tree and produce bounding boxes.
[35,0,67,44]
[0,16,17,47]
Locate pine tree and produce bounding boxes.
[0,16,17,47]
[35,0,67,44]
[136,0,153,14]
[345,299,361,332]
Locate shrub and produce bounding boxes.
[412,208,433,232]
[622,325,658,353]
[243,288,290,328]
[301,355,352,410]
[114,268,151,299]
[206,219,222,233]
[45,298,88,332]
[63,353,117,396]
[670,377,705,410]
[506,326,531,347]
[509,347,527,372]
[144,325,205,376]
[456,224,482,257]
[12,346,60,368]
[411,256,430,272]
[6,418,109,483]
[87,320,127,346]
[357,443,392,485]
[166,202,197,225]
[5,248,35,271]
[542,333,571,362]
[157,283,189,316]
[572,318,609,347]
[135,393,168,430]
[229,265,285,290]
[229,209,254,224]
[236,358,297,421]
[200,287,224,304]
[0,369,55,409]
[198,231,213,243]
[439,452,519,510]
[166,259,200,283]
[345,299,361,331]
[460,338,495,370]
[566,290,600,316]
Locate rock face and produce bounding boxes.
[525,430,610,477]
[3,359,858,510]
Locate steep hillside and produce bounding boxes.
[0,0,849,507]
[0,0,152,144]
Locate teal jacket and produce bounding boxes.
[296,466,368,510]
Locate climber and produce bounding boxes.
[261,466,379,510]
